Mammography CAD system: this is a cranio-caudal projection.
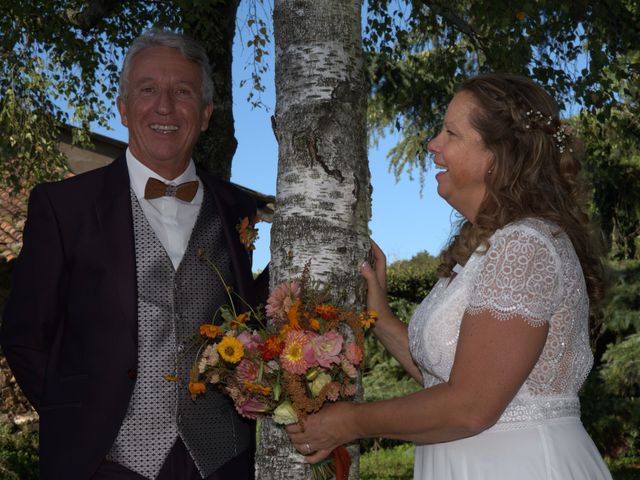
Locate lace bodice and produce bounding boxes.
[408,218,593,427]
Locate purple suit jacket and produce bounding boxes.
[0,154,261,479]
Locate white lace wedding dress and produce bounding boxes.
[408,218,612,479]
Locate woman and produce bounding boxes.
[286,73,612,479]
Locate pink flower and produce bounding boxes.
[206,370,221,384]
[280,330,310,374]
[345,342,362,365]
[235,396,270,419]
[341,356,358,378]
[266,282,301,324]
[343,383,357,397]
[237,331,262,354]
[235,358,258,384]
[326,382,341,401]
[202,344,219,366]
[308,331,342,368]
[225,385,244,403]
[303,332,320,367]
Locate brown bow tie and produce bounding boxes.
[144,177,199,202]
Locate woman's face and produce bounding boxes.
[427,91,494,223]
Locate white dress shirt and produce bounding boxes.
[126,148,203,270]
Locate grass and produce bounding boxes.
[360,443,640,480]
[0,426,637,479]
[609,457,640,480]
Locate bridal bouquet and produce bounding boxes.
[187,262,377,479]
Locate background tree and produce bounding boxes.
[255,0,370,478]
[364,0,639,185]
[579,63,640,260]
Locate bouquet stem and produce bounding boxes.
[311,445,351,480]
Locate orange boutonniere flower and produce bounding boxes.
[236,216,259,251]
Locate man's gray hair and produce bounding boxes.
[119,29,214,104]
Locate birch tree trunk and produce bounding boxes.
[255,0,369,478]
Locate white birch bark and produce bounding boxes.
[255,0,369,479]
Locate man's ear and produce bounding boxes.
[117,96,129,127]
[201,102,214,132]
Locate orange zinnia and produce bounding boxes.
[287,301,302,330]
[238,216,257,251]
[315,304,339,320]
[308,318,321,331]
[231,312,250,328]
[188,382,206,400]
[199,324,222,338]
[261,335,284,361]
[243,381,272,396]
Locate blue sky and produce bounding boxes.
[93,9,457,272]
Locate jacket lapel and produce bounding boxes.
[95,155,137,343]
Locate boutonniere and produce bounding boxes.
[236,215,259,251]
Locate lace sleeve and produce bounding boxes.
[468,226,561,326]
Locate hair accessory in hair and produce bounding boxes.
[525,110,573,154]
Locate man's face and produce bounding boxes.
[117,46,213,179]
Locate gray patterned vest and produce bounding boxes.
[106,187,252,479]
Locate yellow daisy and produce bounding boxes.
[217,336,245,364]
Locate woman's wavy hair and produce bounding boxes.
[438,73,606,307]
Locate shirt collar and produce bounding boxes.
[125,148,199,200]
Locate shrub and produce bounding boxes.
[360,443,414,480]
[0,423,39,480]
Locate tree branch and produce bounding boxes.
[422,0,486,47]
[64,0,121,30]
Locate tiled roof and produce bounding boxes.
[0,188,28,262]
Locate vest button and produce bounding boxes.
[127,369,137,380]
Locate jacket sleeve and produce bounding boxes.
[0,185,66,411]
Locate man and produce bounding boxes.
[1,30,261,479]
